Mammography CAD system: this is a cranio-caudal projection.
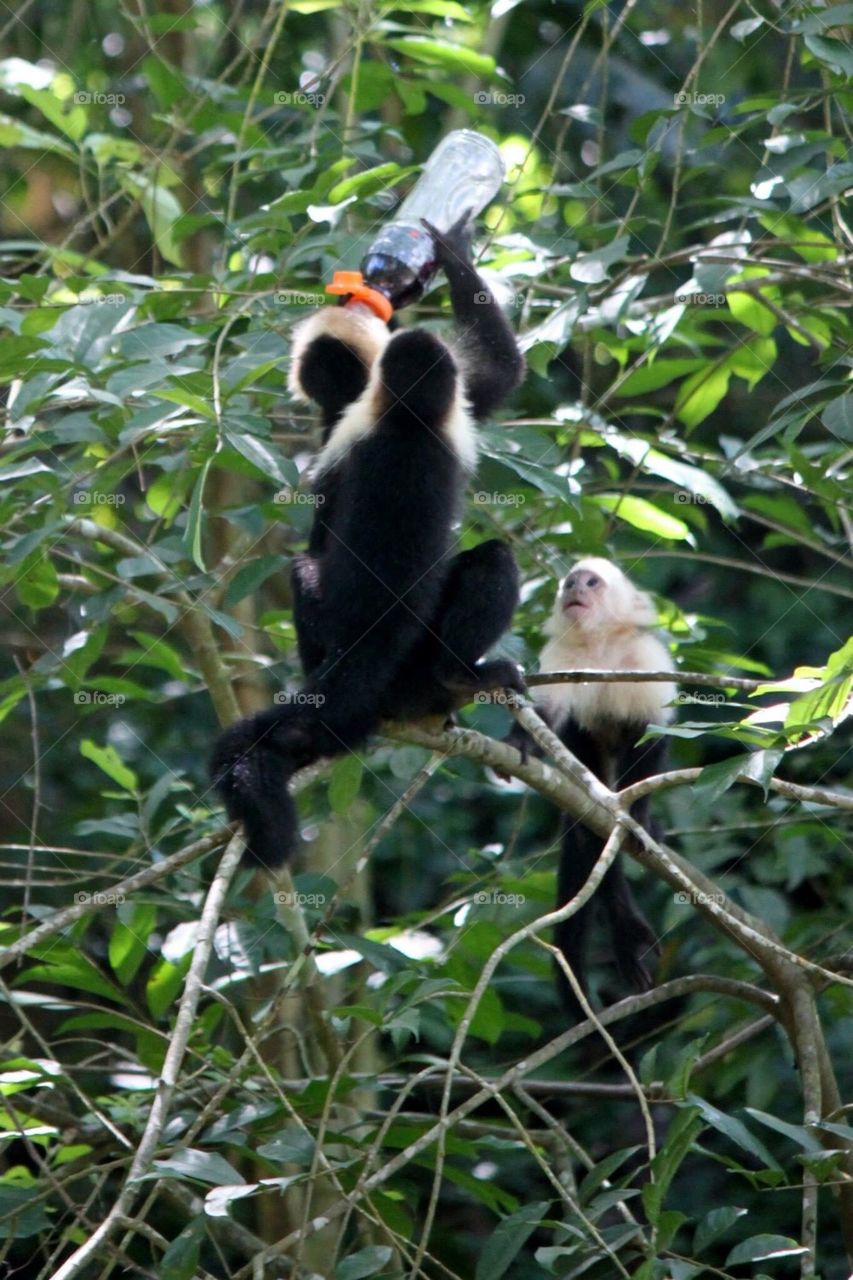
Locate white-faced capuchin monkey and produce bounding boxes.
[211,215,525,870]
[505,557,677,1016]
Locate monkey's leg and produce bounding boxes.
[430,540,523,696]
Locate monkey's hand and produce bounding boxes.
[421,211,475,274]
[496,721,539,781]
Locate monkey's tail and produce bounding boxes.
[210,662,386,869]
[210,706,305,870]
[553,820,599,1017]
[554,821,658,1018]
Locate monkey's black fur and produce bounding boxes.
[552,721,665,1015]
[211,217,525,869]
[508,713,664,1018]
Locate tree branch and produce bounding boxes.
[48,833,245,1280]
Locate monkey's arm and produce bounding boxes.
[422,215,524,421]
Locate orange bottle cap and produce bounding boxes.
[326,270,394,323]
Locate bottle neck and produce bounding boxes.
[325,271,393,321]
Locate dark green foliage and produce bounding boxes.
[0,1,851,1276]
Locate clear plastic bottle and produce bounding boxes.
[327,131,505,316]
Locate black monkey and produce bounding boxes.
[211,216,525,869]
[506,558,676,1014]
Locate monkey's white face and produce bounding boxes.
[540,556,676,729]
[559,564,607,618]
[552,557,654,636]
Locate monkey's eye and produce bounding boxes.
[586,575,600,588]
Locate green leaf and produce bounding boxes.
[602,430,738,520]
[728,336,777,390]
[120,172,185,267]
[143,56,185,109]
[84,133,142,165]
[336,1246,394,1279]
[21,960,127,1003]
[570,235,630,284]
[731,16,764,39]
[615,358,705,396]
[675,366,730,428]
[591,494,692,541]
[744,1109,823,1153]
[727,281,779,336]
[224,555,285,608]
[688,1095,781,1170]
[328,162,405,203]
[15,550,59,609]
[15,85,87,142]
[80,740,138,793]
[822,393,853,441]
[146,471,191,523]
[383,38,496,76]
[109,905,157,986]
[474,1202,549,1280]
[0,111,75,156]
[147,957,189,1019]
[287,0,343,10]
[643,1107,703,1223]
[786,672,852,734]
[328,754,363,814]
[804,33,853,76]
[726,1234,807,1264]
[150,1149,245,1186]
[389,0,473,16]
[0,1183,51,1238]
[693,751,783,802]
[222,428,298,486]
[183,460,211,572]
[160,1219,204,1280]
[694,1205,747,1253]
[478,448,578,503]
[125,632,189,682]
[792,3,853,32]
